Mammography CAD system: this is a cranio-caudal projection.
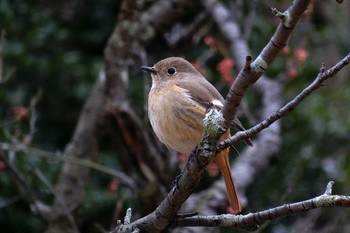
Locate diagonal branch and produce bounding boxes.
[219,52,350,150]
[110,103,238,233]
[110,107,224,233]
[210,0,311,126]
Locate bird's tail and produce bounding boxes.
[214,131,241,213]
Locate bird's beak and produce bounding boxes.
[140,66,156,74]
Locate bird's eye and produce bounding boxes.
[167,67,176,75]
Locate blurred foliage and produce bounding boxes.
[0,0,350,232]
[1,0,120,149]
[0,1,121,232]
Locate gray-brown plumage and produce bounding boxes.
[142,57,252,213]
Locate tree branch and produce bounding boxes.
[214,0,311,126]
[110,106,226,233]
[173,182,350,231]
[176,79,283,226]
[219,52,350,150]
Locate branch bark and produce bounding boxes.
[219,52,350,149]
[173,182,350,230]
[219,0,311,126]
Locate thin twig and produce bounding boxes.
[219,52,350,150]
[0,150,38,209]
[173,182,350,230]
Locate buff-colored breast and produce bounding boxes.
[148,83,206,154]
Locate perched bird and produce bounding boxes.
[141,57,252,213]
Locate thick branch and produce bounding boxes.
[176,78,282,224]
[110,107,225,233]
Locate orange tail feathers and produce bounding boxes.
[214,131,241,213]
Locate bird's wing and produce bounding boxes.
[175,75,224,109]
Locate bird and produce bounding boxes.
[141,57,252,213]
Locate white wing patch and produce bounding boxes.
[211,99,224,107]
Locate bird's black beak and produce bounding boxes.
[140,66,156,73]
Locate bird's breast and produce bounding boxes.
[148,84,206,154]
